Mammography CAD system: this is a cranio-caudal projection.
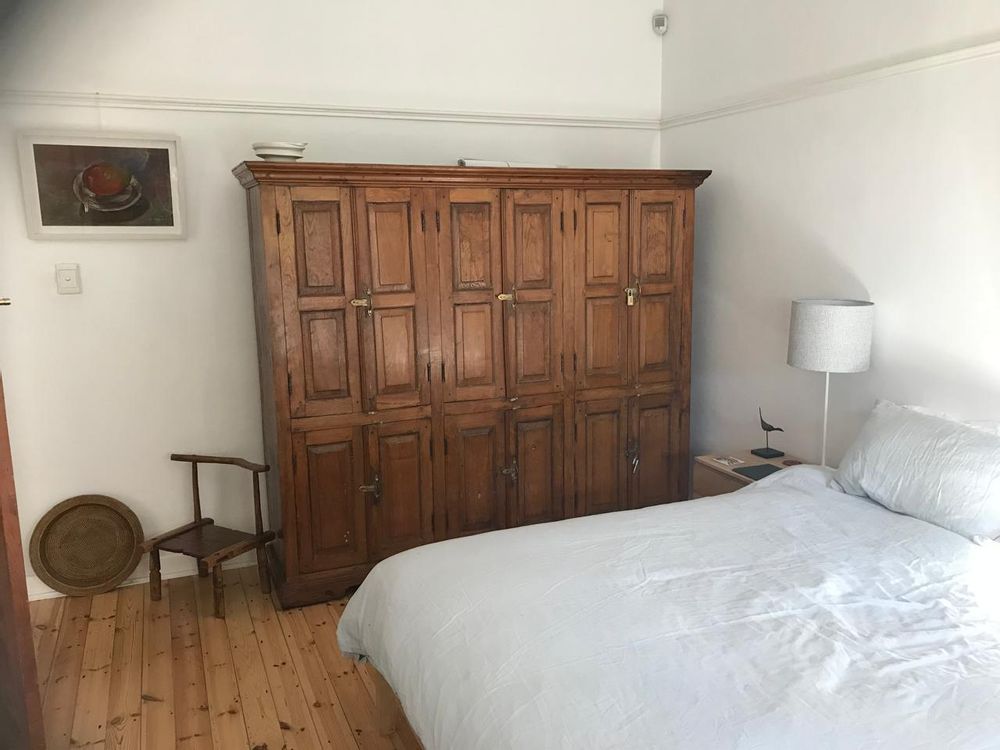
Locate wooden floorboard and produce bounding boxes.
[194,574,250,749]
[70,590,119,748]
[106,585,144,750]
[222,569,286,750]
[141,582,175,750]
[239,566,327,749]
[302,603,394,750]
[42,595,92,750]
[29,596,64,696]
[30,570,421,750]
[169,577,214,749]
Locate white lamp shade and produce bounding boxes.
[787,299,874,373]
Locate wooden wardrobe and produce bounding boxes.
[234,162,710,606]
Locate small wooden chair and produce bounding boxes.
[145,454,274,618]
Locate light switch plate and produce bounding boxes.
[55,263,81,294]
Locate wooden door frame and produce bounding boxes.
[0,373,45,749]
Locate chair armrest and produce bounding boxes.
[170,453,269,473]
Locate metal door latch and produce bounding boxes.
[359,473,382,504]
[499,459,518,483]
[497,289,517,307]
[350,288,374,316]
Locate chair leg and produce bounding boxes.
[197,560,209,578]
[256,545,271,595]
[149,548,162,601]
[212,565,225,619]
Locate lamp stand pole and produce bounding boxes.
[821,371,830,467]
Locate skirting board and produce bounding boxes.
[26,550,257,600]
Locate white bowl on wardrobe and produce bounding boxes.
[252,142,308,162]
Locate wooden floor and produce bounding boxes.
[28,567,422,750]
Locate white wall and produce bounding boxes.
[0,0,664,597]
[0,0,664,120]
[661,0,1000,117]
[661,1,1000,463]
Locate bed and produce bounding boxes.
[338,465,1000,749]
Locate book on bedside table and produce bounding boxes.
[692,450,805,499]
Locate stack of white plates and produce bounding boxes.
[252,142,308,162]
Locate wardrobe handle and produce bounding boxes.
[625,443,639,474]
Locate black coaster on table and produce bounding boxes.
[733,464,782,482]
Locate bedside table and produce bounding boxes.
[693,450,806,498]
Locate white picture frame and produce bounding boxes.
[17,132,185,240]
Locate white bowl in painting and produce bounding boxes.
[252,142,308,162]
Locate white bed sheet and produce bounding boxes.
[338,466,1000,749]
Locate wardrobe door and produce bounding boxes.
[354,187,432,412]
[502,190,564,398]
[507,403,565,526]
[443,411,507,538]
[293,426,367,573]
[629,190,687,387]
[628,393,683,509]
[364,418,434,561]
[276,187,362,417]
[575,398,628,516]
[575,190,630,389]
[437,188,506,402]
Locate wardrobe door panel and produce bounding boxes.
[630,190,686,387]
[444,411,507,538]
[437,189,506,402]
[575,190,630,389]
[365,418,434,561]
[371,307,422,398]
[355,187,431,411]
[293,427,367,573]
[575,398,628,516]
[507,403,564,526]
[628,393,682,509]
[502,190,564,397]
[277,187,362,417]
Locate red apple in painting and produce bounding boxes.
[82,162,130,196]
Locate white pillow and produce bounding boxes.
[903,404,1000,436]
[835,400,1000,539]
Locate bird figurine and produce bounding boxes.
[751,407,785,459]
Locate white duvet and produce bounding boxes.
[338,467,1000,749]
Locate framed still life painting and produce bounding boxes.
[18,132,184,239]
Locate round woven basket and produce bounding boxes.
[29,495,144,596]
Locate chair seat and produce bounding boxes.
[155,523,259,560]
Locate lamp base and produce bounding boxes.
[751,447,785,459]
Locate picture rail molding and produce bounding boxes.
[0,89,662,131]
[660,33,1000,130]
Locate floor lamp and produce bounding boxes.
[787,299,874,467]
